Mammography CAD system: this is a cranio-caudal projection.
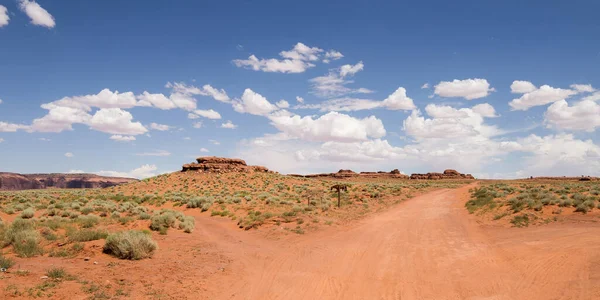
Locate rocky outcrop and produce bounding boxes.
[410,169,475,180]
[0,172,137,190]
[182,156,272,174]
[300,169,409,179]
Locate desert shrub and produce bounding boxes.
[465,187,496,213]
[78,215,100,228]
[46,267,67,280]
[68,229,108,242]
[493,212,509,220]
[149,210,184,233]
[178,216,195,233]
[575,203,590,214]
[20,207,35,219]
[103,230,157,260]
[2,219,43,257]
[510,214,530,228]
[0,253,15,269]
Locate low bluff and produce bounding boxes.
[291,169,409,179]
[0,173,137,191]
[182,156,273,174]
[410,169,475,180]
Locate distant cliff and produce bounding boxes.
[0,172,137,190]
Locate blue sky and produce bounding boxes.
[0,0,599,178]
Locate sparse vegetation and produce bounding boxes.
[103,230,157,260]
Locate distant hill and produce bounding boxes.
[0,172,137,190]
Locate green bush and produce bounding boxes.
[68,229,108,242]
[2,219,43,257]
[20,207,35,219]
[103,230,157,260]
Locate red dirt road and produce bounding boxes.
[212,185,600,300]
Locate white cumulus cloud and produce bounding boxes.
[19,0,55,28]
[110,135,136,142]
[434,78,495,100]
[0,5,9,27]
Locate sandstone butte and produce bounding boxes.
[182,156,274,173]
[0,172,137,191]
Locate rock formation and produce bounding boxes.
[410,169,475,180]
[182,156,272,173]
[298,169,409,179]
[0,172,137,191]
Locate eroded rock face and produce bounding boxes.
[410,170,475,180]
[182,156,272,173]
[300,169,409,179]
[0,173,137,190]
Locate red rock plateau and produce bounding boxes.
[290,168,474,180]
[410,169,475,180]
[0,172,137,190]
[182,156,273,173]
[293,169,410,179]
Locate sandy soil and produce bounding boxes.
[2,184,600,299]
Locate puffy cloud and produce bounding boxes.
[221,121,237,129]
[164,82,230,109]
[200,148,209,153]
[169,93,197,111]
[64,152,74,158]
[279,42,323,61]
[509,84,578,111]
[201,85,230,103]
[49,89,137,110]
[421,83,429,89]
[339,61,364,77]
[544,99,600,132]
[323,50,344,63]
[0,122,30,132]
[97,164,158,179]
[233,88,278,116]
[510,80,537,94]
[233,43,323,73]
[89,108,147,135]
[296,139,406,162]
[187,113,200,119]
[192,121,203,128]
[472,103,498,118]
[570,84,596,93]
[403,103,500,140]
[296,96,304,103]
[268,111,386,143]
[514,134,600,176]
[136,92,176,110]
[276,100,290,109]
[0,5,9,27]
[381,87,417,110]
[149,123,171,131]
[18,0,55,28]
[110,135,136,142]
[434,78,495,100]
[135,150,170,156]
[30,106,91,133]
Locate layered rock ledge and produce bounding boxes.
[410,169,475,180]
[182,156,272,173]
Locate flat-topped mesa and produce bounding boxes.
[410,169,475,180]
[181,156,272,173]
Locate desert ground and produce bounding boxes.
[1,159,599,299]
